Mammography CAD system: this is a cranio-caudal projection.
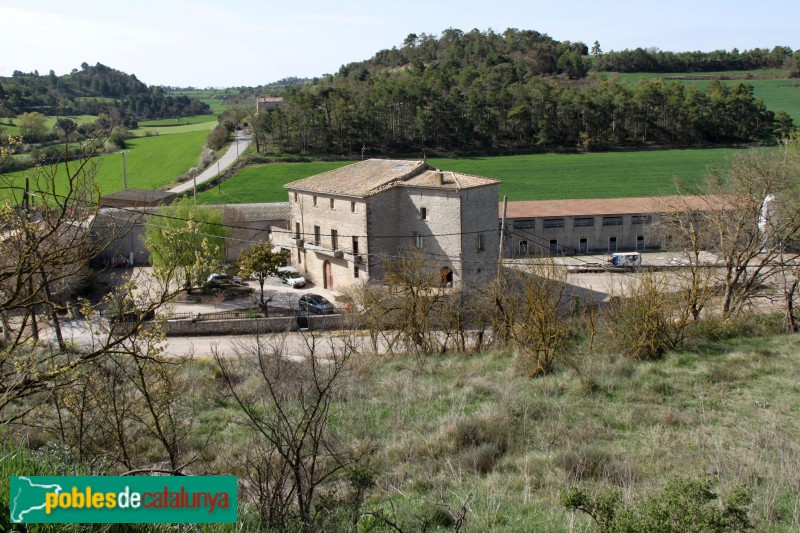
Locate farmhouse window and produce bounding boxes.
[514,219,536,230]
[353,265,359,279]
[330,198,335,209]
[603,216,623,226]
[352,236,359,254]
[632,215,651,224]
[420,207,427,220]
[295,222,301,239]
[313,196,318,207]
[331,229,338,251]
[351,201,356,213]
[413,232,423,249]
[476,233,484,251]
[574,217,595,227]
[543,218,565,229]
[293,192,298,202]
[314,226,321,245]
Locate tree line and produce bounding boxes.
[0,62,210,120]
[251,70,784,156]
[593,45,800,74]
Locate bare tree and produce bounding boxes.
[0,135,186,424]
[213,332,366,532]
[659,143,800,316]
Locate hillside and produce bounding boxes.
[0,62,210,120]
[245,28,792,158]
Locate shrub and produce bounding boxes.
[563,476,752,532]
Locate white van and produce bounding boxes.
[278,266,306,288]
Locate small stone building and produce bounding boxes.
[277,159,500,290]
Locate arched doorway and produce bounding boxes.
[440,266,454,288]
[323,260,333,289]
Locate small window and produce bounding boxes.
[314,225,321,245]
[331,229,338,250]
[413,231,423,249]
[313,196,318,207]
[420,207,427,220]
[293,192,298,202]
[295,222,301,239]
[603,216,623,226]
[574,217,595,227]
[353,265,359,278]
[543,218,564,229]
[330,198,335,209]
[352,236,359,254]
[476,233,484,251]
[514,219,536,230]
[632,215,651,225]
[351,201,356,213]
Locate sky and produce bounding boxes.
[1,0,797,88]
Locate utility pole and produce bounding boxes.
[498,195,508,262]
[193,170,197,206]
[121,150,127,190]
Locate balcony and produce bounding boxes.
[343,249,363,263]
[304,241,343,258]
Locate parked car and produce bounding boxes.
[110,255,129,268]
[207,273,243,288]
[278,266,306,288]
[299,294,334,314]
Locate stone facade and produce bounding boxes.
[503,196,720,257]
[278,159,500,291]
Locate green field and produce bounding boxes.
[199,148,755,204]
[197,161,351,204]
[607,70,800,121]
[138,114,217,127]
[135,119,217,137]
[1,115,98,137]
[1,129,208,197]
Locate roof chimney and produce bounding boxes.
[435,171,444,186]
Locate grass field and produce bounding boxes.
[197,161,351,204]
[1,129,208,197]
[607,70,800,121]
[199,148,755,204]
[138,114,217,127]
[135,119,217,137]
[0,115,98,137]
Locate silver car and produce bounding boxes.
[278,266,306,288]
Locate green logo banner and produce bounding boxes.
[9,476,237,524]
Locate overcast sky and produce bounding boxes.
[1,0,797,88]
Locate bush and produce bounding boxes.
[563,476,752,532]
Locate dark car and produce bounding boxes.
[299,294,334,314]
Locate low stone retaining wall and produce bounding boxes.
[164,313,351,336]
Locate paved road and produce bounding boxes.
[169,131,251,194]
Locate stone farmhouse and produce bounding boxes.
[275,159,500,291]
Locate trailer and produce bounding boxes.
[610,252,641,268]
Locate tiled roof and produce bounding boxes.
[401,170,499,191]
[504,196,728,218]
[285,159,498,197]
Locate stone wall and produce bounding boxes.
[163,314,349,336]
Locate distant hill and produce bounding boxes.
[0,62,210,120]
